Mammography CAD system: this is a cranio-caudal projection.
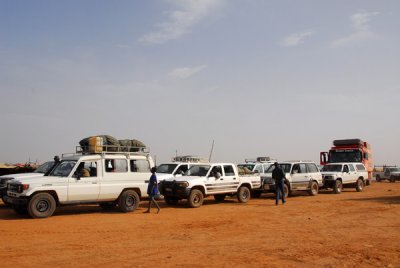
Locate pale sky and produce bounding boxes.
[0,0,399,166]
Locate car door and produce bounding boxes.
[291,163,309,189]
[68,160,100,202]
[206,165,225,194]
[341,164,353,183]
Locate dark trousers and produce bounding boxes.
[275,179,286,205]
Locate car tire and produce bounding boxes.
[356,179,364,192]
[28,193,57,218]
[99,202,116,210]
[164,197,179,205]
[376,175,381,182]
[333,180,343,194]
[188,189,204,208]
[308,181,319,196]
[214,194,226,202]
[118,190,140,212]
[237,186,251,203]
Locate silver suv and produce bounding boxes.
[262,161,323,198]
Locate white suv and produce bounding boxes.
[321,163,368,193]
[262,161,323,198]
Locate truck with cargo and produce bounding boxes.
[4,144,155,218]
[374,166,400,183]
[237,157,276,198]
[320,139,373,185]
[158,163,261,208]
[321,163,368,193]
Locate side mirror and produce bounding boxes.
[74,171,81,180]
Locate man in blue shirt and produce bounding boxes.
[145,167,161,214]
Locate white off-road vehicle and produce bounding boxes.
[159,163,261,208]
[262,161,323,198]
[156,155,209,181]
[321,163,369,193]
[4,146,155,218]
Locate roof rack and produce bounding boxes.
[245,157,276,163]
[283,160,313,163]
[72,145,150,156]
[172,155,209,163]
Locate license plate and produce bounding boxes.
[165,188,172,192]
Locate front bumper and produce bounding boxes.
[159,182,191,199]
[3,195,28,206]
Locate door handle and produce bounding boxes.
[233,178,237,180]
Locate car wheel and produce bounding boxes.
[356,179,364,192]
[28,193,57,218]
[237,186,251,203]
[308,181,319,196]
[333,180,343,194]
[188,189,204,208]
[214,194,226,202]
[99,202,116,210]
[164,197,179,205]
[118,190,140,212]
[375,175,380,182]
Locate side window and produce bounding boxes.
[306,163,319,173]
[175,164,188,175]
[343,165,349,173]
[263,164,271,173]
[224,165,235,176]
[254,164,263,173]
[130,159,150,173]
[292,164,300,174]
[76,161,97,177]
[105,159,127,173]
[299,164,307,173]
[356,164,366,171]
[348,164,355,172]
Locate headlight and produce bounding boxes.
[175,181,189,188]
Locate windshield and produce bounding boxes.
[237,164,255,172]
[156,164,178,174]
[185,165,211,176]
[329,150,362,163]
[49,160,77,177]
[266,164,291,173]
[33,161,55,173]
[321,165,342,172]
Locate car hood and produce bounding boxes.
[0,173,44,180]
[163,175,205,182]
[9,176,66,185]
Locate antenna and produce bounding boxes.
[208,140,214,162]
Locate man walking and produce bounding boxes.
[144,167,161,214]
[272,162,286,205]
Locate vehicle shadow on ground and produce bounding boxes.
[0,201,173,220]
[345,195,400,205]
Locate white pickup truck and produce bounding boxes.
[156,156,209,181]
[4,150,155,218]
[321,163,368,193]
[158,163,261,208]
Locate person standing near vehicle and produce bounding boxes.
[272,162,286,205]
[144,167,161,214]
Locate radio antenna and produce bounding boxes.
[208,140,215,162]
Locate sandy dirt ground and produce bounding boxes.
[0,181,399,268]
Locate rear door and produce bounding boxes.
[291,163,309,189]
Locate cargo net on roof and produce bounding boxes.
[78,135,147,154]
